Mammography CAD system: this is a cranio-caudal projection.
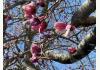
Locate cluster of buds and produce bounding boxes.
[54,22,75,37]
[30,43,41,63]
[30,17,47,33]
[22,1,77,63]
[22,1,47,33]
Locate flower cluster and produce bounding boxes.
[22,1,47,33]
[22,1,77,63]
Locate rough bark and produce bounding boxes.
[45,27,96,64]
[71,0,96,27]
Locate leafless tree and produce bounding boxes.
[3,0,96,70]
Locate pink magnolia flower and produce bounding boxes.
[54,22,67,32]
[30,53,38,63]
[24,13,32,19]
[22,2,36,18]
[38,21,47,33]
[36,0,45,7]
[27,17,41,26]
[31,21,47,33]
[54,22,75,36]
[31,44,41,54]
[38,15,47,21]
[30,44,41,63]
[66,24,75,31]
[68,47,77,54]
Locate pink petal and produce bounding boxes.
[31,44,41,53]
[54,22,67,31]
[66,24,76,31]
[66,24,72,29]
[38,15,47,21]
[38,22,47,33]
[22,2,36,17]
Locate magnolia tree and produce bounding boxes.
[3,0,96,70]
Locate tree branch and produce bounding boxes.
[71,0,96,27]
[45,27,96,64]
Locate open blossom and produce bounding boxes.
[22,1,36,18]
[68,47,77,54]
[36,0,45,7]
[31,24,40,31]
[30,43,41,63]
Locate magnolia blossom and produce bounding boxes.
[22,1,36,18]
[30,53,38,63]
[31,21,47,33]
[54,22,75,37]
[30,43,41,63]
[54,22,67,34]
[31,24,40,32]
[27,17,41,26]
[39,22,47,33]
[38,15,47,21]
[36,0,45,7]
[68,47,77,54]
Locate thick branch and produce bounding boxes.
[71,0,96,27]
[45,27,96,64]
[22,58,39,70]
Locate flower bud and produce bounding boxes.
[68,47,77,54]
[22,2,36,18]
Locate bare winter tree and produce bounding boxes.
[3,0,96,70]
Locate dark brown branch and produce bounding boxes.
[71,0,96,27]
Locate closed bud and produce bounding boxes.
[68,47,77,54]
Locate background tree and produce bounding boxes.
[3,0,96,70]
